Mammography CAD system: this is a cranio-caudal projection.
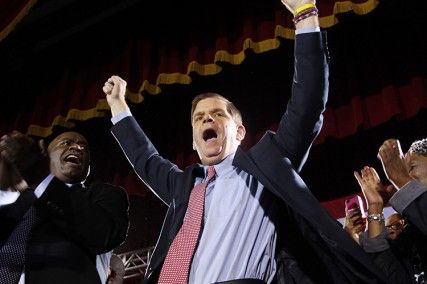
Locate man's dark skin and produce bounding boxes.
[1,131,92,188]
[0,131,129,284]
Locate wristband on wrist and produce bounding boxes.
[293,3,316,15]
[292,7,318,25]
[367,213,385,223]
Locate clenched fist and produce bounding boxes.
[102,75,130,117]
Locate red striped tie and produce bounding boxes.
[158,166,216,284]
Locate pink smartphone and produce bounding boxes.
[345,195,366,218]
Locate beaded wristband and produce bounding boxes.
[292,7,318,25]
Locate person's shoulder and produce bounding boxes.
[88,182,128,198]
[19,190,36,203]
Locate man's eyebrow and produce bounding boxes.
[211,108,225,113]
[193,111,204,117]
[193,108,225,117]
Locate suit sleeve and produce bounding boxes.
[273,32,329,172]
[0,191,35,244]
[389,180,427,236]
[36,178,129,254]
[359,231,412,283]
[111,116,182,205]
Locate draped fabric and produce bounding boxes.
[2,0,426,254]
[0,0,38,42]
[1,0,382,138]
[0,0,426,201]
[318,77,427,143]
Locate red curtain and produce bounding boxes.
[0,0,37,41]
[318,77,427,143]
[2,0,426,199]
[0,0,382,138]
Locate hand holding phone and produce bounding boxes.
[345,195,366,225]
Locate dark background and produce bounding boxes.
[0,0,426,253]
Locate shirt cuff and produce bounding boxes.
[295,27,320,35]
[359,230,390,253]
[0,190,20,207]
[111,111,132,125]
[389,180,427,213]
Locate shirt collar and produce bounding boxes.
[34,174,85,198]
[65,182,85,188]
[204,153,235,178]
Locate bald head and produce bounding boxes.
[48,132,90,183]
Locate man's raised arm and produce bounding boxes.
[275,0,328,171]
[103,76,182,205]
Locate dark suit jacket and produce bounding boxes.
[399,191,427,237]
[1,191,35,247]
[2,177,129,284]
[389,225,426,283]
[111,32,386,283]
[363,185,427,283]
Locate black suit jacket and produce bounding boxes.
[111,32,386,283]
[2,177,129,284]
[364,185,427,283]
[0,191,35,247]
[400,191,427,237]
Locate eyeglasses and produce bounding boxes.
[385,220,406,230]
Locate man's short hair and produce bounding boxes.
[408,138,427,157]
[191,93,243,125]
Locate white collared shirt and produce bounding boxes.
[0,190,20,207]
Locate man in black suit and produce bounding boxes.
[356,138,427,283]
[0,131,129,284]
[102,0,385,283]
[378,138,427,236]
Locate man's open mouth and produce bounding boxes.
[63,153,81,165]
[203,128,217,142]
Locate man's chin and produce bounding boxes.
[61,171,85,183]
[201,153,224,166]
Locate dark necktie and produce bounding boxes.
[0,203,37,284]
[158,166,216,284]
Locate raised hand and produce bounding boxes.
[354,166,388,238]
[0,156,27,191]
[354,166,384,208]
[0,131,47,189]
[378,139,413,189]
[102,75,130,117]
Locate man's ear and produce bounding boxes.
[192,141,196,151]
[39,139,48,156]
[236,125,246,142]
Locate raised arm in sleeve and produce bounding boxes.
[111,116,183,205]
[274,32,329,171]
[389,180,427,236]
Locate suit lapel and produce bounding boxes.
[234,139,386,282]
